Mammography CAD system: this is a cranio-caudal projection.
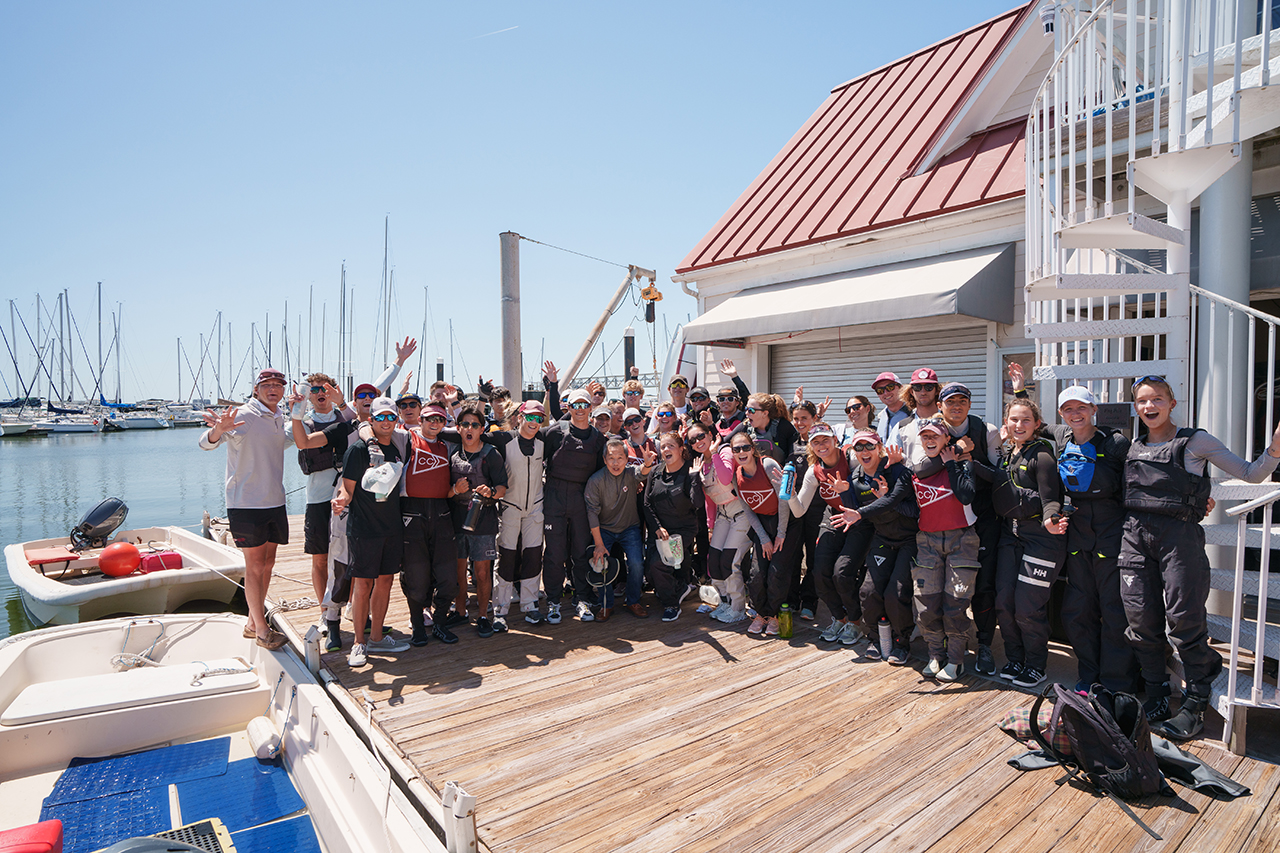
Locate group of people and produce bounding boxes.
[200,339,1280,742]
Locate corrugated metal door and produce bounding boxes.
[769,325,989,416]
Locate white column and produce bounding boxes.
[499,232,522,393]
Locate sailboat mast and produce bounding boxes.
[114,304,122,403]
[382,215,389,368]
[97,282,102,392]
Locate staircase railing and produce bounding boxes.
[1027,0,1276,284]
[1222,485,1280,751]
[1188,284,1279,459]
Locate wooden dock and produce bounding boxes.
[263,516,1280,853]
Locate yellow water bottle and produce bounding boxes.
[778,604,793,639]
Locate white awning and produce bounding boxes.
[682,244,1014,345]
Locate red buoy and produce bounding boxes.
[99,542,142,577]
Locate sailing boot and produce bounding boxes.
[1143,680,1172,723]
[1162,690,1209,741]
[519,572,543,624]
[716,569,748,623]
[408,598,429,647]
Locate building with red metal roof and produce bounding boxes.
[671,2,1050,419]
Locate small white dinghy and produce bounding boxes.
[0,613,467,852]
[5,497,249,626]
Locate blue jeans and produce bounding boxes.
[599,525,644,607]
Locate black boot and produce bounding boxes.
[1162,690,1209,740]
[1143,681,1172,723]
[408,598,429,647]
[432,606,459,644]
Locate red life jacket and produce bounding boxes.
[736,462,779,515]
[404,431,452,499]
[814,453,851,511]
[913,467,976,533]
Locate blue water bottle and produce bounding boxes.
[779,461,796,501]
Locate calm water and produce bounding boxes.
[0,425,308,638]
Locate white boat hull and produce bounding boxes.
[4,526,247,626]
[0,422,33,437]
[0,614,448,852]
[108,414,172,429]
[33,419,102,433]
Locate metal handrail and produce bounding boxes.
[1224,488,1278,751]
[1226,487,1280,516]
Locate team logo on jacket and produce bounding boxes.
[410,443,448,476]
[740,489,773,511]
[913,481,953,507]
[818,481,841,501]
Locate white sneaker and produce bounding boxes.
[546,604,562,625]
[839,622,863,646]
[820,618,845,642]
[708,601,731,620]
[347,643,368,667]
[937,662,965,683]
[923,658,944,679]
[366,635,410,654]
[718,608,748,624]
[576,601,595,622]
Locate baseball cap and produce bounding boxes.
[396,391,422,405]
[568,389,592,405]
[255,368,286,386]
[370,397,397,417]
[916,416,948,436]
[872,371,900,390]
[808,422,837,440]
[668,374,689,389]
[1058,385,1096,407]
[592,406,612,419]
[622,407,643,422]
[353,383,379,399]
[518,400,546,416]
[422,402,448,419]
[939,382,971,401]
[910,368,939,385]
[851,429,882,445]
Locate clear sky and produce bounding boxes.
[1,1,1024,403]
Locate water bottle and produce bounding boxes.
[462,493,485,533]
[778,604,793,639]
[779,461,797,501]
[878,617,893,657]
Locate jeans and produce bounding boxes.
[599,525,645,607]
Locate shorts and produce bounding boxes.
[303,502,332,554]
[228,506,289,549]
[457,533,498,562]
[347,534,404,579]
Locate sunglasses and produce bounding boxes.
[731,445,754,455]
[845,403,865,412]
[689,394,708,402]
[523,413,546,423]
[716,395,737,402]
[372,413,397,422]
[874,384,899,393]
[624,417,644,427]
[853,442,878,452]
[425,415,446,424]
[624,390,642,397]
[460,421,484,429]
[355,391,377,400]
[689,433,709,443]
[309,385,325,394]
[744,407,760,414]
[570,401,592,410]
[1131,374,1167,390]
[397,401,420,409]
[656,411,674,418]
[669,381,688,389]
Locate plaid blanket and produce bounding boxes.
[998,699,1073,756]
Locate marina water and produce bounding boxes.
[0,426,308,639]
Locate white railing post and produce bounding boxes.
[1256,502,1273,705]
[1170,0,1187,150]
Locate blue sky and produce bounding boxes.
[1,1,1023,402]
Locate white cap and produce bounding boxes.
[622,407,643,422]
[568,389,592,405]
[1057,386,1096,407]
[370,396,397,417]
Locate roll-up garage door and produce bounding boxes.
[769,325,989,417]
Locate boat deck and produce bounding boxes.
[264,516,1280,853]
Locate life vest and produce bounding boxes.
[736,462,779,516]
[1124,428,1211,522]
[913,467,976,533]
[1056,428,1123,502]
[992,438,1053,520]
[298,415,339,475]
[403,430,453,499]
[814,452,853,511]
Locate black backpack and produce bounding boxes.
[1031,684,1172,838]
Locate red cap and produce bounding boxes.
[872,371,900,390]
[518,400,546,416]
[255,368,286,386]
[353,383,379,398]
[422,402,448,418]
[909,368,939,385]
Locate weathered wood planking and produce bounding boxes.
[264,515,1280,853]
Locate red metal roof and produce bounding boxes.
[677,4,1031,275]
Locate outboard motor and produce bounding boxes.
[70,497,129,551]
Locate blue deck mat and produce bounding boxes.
[231,814,322,853]
[44,738,230,805]
[40,785,170,853]
[175,757,305,833]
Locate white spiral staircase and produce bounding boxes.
[1025,0,1280,752]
